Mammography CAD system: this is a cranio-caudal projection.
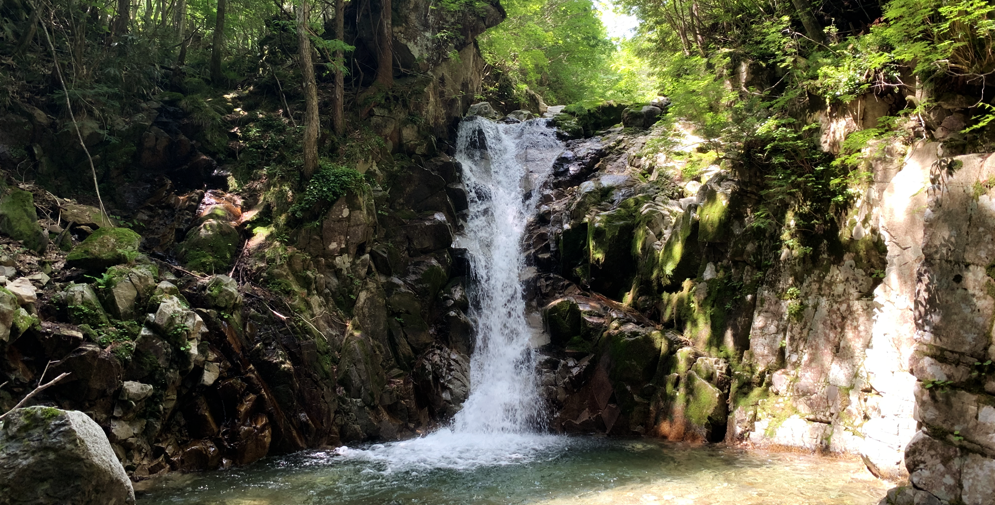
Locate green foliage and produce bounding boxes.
[289,163,365,219]
[478,0,656,104]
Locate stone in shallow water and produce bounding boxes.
[0,406,135,505]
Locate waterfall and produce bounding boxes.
[451,116,564,434]
[334,116,564,472]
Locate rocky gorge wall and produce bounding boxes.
[528,98,995,502]
[0,0,509,484]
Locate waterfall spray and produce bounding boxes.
[452,116,563,434]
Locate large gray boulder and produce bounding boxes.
[0,406,135,505]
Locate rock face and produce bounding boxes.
[525,119,930,482]
[0,406,135,505]
[899,148,995,504]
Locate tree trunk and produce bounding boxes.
[790,0,825,44]
[210,0,227,83]
[298,0,320,178]
[112,0,130,35]
[14,6,39,54]
[332,0,345,136]
[374,0,392,88]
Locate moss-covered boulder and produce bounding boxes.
[66,227,142,272]
[604,323,669,385]
[99,264,158,320]
[203,274,241,311]
[0,188,48,253]
[177,219,240,274]
[60,202,114,229]
[0,406,136,505]
[543,298,582,346]
[551,113,584,139]
[59,283,110,327]
[0,287,17,342]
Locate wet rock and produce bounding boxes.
[443,309,475,356]
[182,395,219,438]
[505,110,535,122]
[66,227,142,272]
[0,188,48,254]
[337,330,386,407]
[0,406,135,505]
[232,414,272,466]
[176,440,222,472]
[466,102,501,120]
[404,213,455,254]
[551,113,583,139]
[551,138,606,185]
[414,346,471,420]
[543,298,582,346]
[605,323,668,385]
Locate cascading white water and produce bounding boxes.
[334,116,566,472]
[451,116,564,433]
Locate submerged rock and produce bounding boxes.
[0,406,135,505]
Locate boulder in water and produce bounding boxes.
[466,102,501,120]
[0,406,136,505]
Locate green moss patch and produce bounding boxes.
[66,227,142,272]
[0,189,48,253]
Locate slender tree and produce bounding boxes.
[298,0,320,178]
[332,0,345,136]
[210,0,227,83]
[112,0,130,35]
[374,0,392,88]
[791,0,825,44]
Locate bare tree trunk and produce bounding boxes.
[332,0,345,136]
[791,0,825,44]
[298,0,320,178]
[374,0,392,88]
[175,0,188,64]
[14,5,39,54]
[210,0,227,83]
[112,0,130,35]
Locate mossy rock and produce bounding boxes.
[0,188,48,254]
[66,227,142,272]
[543,298,582,346]
[551,113,584,139]
[12,308,40,336]
[59,283,111,327]
[683,370,727,429]
[605,324,668,385]
[177,220,240,274]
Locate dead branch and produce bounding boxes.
[36,6,109,224]
[0,372,71,422]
